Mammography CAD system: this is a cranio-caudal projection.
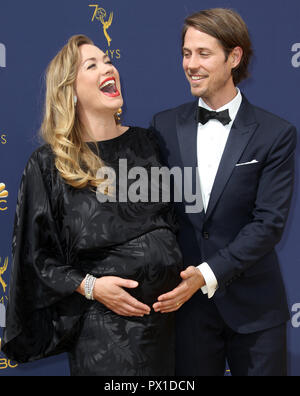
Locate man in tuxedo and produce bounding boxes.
[151,8,297,376]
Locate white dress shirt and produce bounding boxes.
[197,89,242,298]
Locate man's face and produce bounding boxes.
[182,27,236,107]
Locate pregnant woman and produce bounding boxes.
[2,35,183,376]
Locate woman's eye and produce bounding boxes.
[87,63,96,70]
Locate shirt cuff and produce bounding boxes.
[197,262,218,299]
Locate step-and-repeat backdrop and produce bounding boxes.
[0,0,299,376]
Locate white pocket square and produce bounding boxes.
[236,159,259,167]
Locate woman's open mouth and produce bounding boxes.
[99,77,120,97]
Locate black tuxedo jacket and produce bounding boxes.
[150,95,297,333]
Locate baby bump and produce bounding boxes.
[81,228,183,306]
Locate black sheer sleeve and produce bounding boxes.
[2,150,87,363]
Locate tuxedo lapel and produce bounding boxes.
[205,96,259,220]
[176,101,205,224]
[176,100,198,169]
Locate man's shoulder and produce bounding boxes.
[241,98,297,150]
[246,98,295,131]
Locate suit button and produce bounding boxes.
[203,232,209,240]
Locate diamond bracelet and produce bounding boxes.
[84,274,97,300]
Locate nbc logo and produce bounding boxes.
[0,43,6,68]
[0,183,8,211]
[291,43,300,68]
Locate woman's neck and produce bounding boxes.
[79,109,122,142]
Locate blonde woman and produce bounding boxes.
[2,35,183,376]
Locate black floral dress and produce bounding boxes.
[2,127,183,376]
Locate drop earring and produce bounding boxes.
[74,95,78,106]
[115,108,122,124]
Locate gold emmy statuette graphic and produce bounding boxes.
[90,5,113,47]
[0,257,8,295]
[0,183,8,211]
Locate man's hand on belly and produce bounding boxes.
[152,267,205,313]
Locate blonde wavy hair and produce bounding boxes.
[41,34,118,189]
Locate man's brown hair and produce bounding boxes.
[182,8,253,85]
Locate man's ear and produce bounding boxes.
[231,46,243,69]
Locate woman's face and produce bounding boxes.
[75,44,123,116]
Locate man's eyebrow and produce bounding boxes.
[182,47,211,52]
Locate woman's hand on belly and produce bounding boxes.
[93,276,151,317]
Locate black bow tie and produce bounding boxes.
[197,107,231,126]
